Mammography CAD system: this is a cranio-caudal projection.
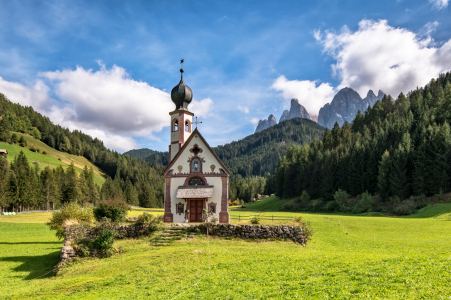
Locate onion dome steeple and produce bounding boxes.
[171,61,193,110]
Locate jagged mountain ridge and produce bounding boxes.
[318,88,385,128]
[255,88,385,132]
[255,114,277,133]
[255,98,311,133]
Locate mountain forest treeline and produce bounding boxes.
[0,94,164,209]
[125,118,326,178]
[266,72,451,211]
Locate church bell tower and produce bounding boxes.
[168,64,194,161]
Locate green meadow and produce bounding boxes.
[1,204,451,299]
[0,132,106,186]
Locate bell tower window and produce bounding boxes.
[185,120,190,131]
[173,119,178,131]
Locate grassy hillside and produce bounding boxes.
[2,209,451,298]
[0,132,106,186]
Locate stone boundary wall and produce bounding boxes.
[61,223,309,263]
[64,224,150,242]
[61,224,151,263]
[195,224,308,246]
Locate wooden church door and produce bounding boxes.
[190,200,203,222]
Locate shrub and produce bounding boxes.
[240,199,246,208]
[42,151,47,155]
[334,189,350,210]
[326,201,339,212]
[29,146,37,152]
[293,216,303,223]
[93,197,130,223]
[11,133,17,144]
[312,199,324,212]
[394,200,416,215]
[294,216,313,241]
[299,191,310,205]
[135,212,163,232]
[75,218,118,258]
[353,192,375,214]
[281,202,293,210]
[249,214,262,224]
[47,202,94,240]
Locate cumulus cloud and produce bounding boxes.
[190,98,214,118]
[0,64,214,152]
[40,63,173,137]
[0,76,53,110]
[237,105,249,114]
[314,19,451,98]
[250,118,260,125]
[271,75,335,116]
[429,0,449,10]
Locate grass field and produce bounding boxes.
[0,132,106,186]
[1,204,451,299]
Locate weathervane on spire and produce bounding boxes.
[194,116,202,128]
[180,58,184,74]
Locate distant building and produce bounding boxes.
[0,149,7,156]
[162,66,230,224]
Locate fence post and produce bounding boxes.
[272,215,274,222]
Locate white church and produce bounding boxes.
[162,66,230,224]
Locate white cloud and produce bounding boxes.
[0,64,214,152]
[190,97,214,118]
[250,118,260,125]
[314,19,451,98]
[40,63,174,137]
[0,76,52,110]
[271,76,335,115]
[238,105,249,114]
[429,0,449,10]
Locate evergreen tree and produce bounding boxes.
[377,150,391,201]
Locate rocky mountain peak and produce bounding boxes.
[255,99,312,133]
[279,98,311,123]
[318,87,385,128]
[255,114,279,133]
[279,110,290,122]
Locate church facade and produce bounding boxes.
[162,68,230,224]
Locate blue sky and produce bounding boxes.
[0,0,450,152]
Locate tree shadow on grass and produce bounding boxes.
[0,251,61,280]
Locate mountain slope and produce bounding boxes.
[0,132,106,186]
[126,118,325,177]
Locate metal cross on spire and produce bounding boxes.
[194,116,202,128]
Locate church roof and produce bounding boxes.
[163,128,231,176]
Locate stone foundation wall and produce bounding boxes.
[60,224,151,264]
[64,224,150,242]
[60,223,309,264]
[196,224,308,246]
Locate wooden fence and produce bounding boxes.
[229,215,293,222]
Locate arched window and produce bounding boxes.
[191,158,201,172]
[188,177,205,186]
[173,119,178,131]
[185,120,190,131]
